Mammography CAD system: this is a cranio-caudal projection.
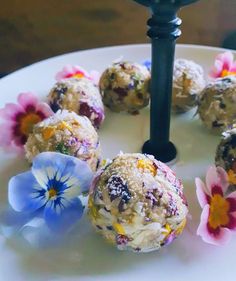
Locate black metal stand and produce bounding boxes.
[133,0,199,163]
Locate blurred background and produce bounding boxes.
[1,0,236,76]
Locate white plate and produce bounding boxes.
[0,44,235,281]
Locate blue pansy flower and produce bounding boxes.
[142,59,152,71]
[8,152,93,234]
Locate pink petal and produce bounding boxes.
[226,213,236,230]
[36,102,54,118]
[226,191,236,212]
[55,65,89,81]
[230,61,236,73]
[197,205,232,245]
[211,228,232,246]
[195,177,210,208]
[0,103,23,120]
[206,166,228,195]
[55,65,75,80]
[2,141,24,154]
[0,123,13,146]
[197,205,212,240]
[73,65,89,76]
[17,92,39,109]
[216,51,234,70]
[210,60,224,78]
[216,166,229,193]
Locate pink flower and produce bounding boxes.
[195,166,236,245]
[0,92,53,151]
[55,65,100,85]
[210,51,236,78]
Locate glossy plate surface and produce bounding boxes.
[0,44,235,281]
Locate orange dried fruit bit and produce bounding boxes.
[42,127,55,140]
[137,159,157,176]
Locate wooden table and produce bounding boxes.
[0,0,235,75]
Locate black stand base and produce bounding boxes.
[142,140,177,163]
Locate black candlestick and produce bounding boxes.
[133,0,199,163]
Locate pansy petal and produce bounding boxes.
[226,191,236,212]
[17,92,39,109]
[0,103,23,120]
[32,152,93,194]
[8,171,47,213]
[215,166,229,194]
[211,228,232,246]
[197,206,220,245]
[216,51,233,69]
[197,205,212,241]
[44,198,84,233]
[32,152,58,187]
[225,213,236,230]
[63,185,80,200]
[74,65,90,76]
[0,123,13,146]
[43,152,93,192]
[231,61,236,72]
[206,166,228,195]
[32,167,51,189]
[210,60,223,78]
[36,102,53,118]
[195,177,210,208]
[61,157,93,194]
[197,205,232,245]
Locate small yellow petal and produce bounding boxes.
[175,218,187,235]
[161,224,172,237]
[88,196,100,219]
[113,223,125,235]
[57,121,73,132]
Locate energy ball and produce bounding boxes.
[198,76,236,133]
[172,59,206,112]
[215,125,236,185]
[25,110,101,171]
[99,61,150,114]
[88,153,188,253]
[47,78,105,129]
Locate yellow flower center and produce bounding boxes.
[228,169,236,185]
[19,113,41,136]
[221,69,236,77]
[137,159,157,176]
[72,73,85,79]
[208,194,230,229]
[48,188,57,199]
